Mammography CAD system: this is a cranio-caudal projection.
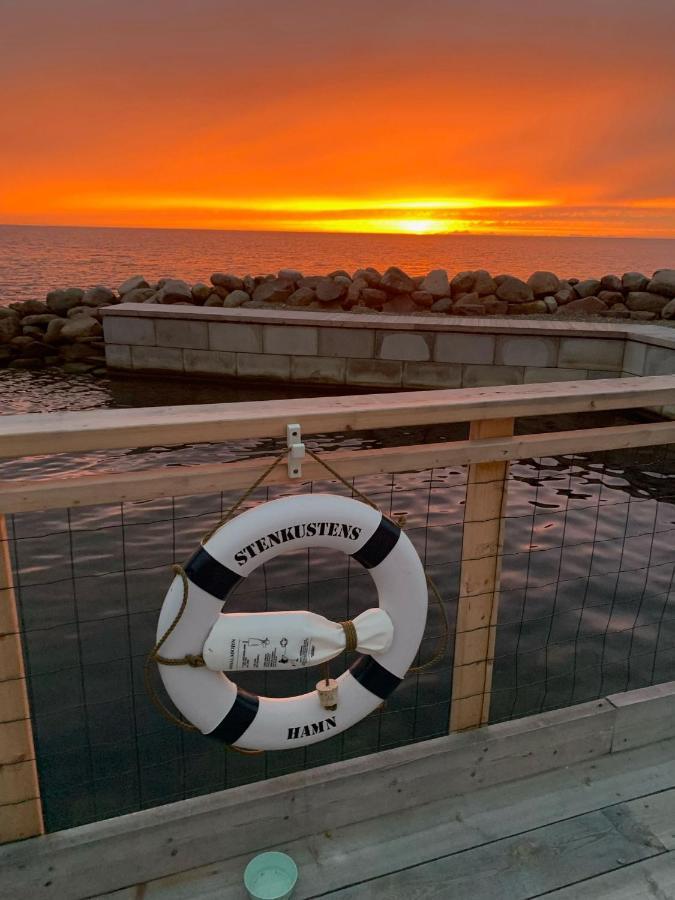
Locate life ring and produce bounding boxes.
[156,494,428,751]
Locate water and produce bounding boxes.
[2,224,674,304]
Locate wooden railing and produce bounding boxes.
[1,375,675,843]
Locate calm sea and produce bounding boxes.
[1,224,674,303]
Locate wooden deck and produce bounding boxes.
[100,735,675,900]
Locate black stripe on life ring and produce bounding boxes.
[207,688,260,744]
[351,516,400,569]
[350,655,402,700]
[184,546,241,599]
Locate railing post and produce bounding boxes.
[450,417,514,732]
[0,515,43,842]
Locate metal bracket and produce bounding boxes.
[286,423,305,479]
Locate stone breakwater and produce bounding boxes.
[2,267,675,376]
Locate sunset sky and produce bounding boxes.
[2,0,675,237]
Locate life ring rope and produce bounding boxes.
[146,445,449,750]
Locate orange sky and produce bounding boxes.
[2,1,675,237]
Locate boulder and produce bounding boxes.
[430,297,454,313]
[647,269,675,298]
[19,313,57,327]
[662,298,675,320]
[287,287,316,307]
[454,292,480,308]
[346,277,368,305]
[451,271,475,296]
[203,294,224,307]
[382,294,418,314]
[543,296,558,314]
[381,266,415,293]
[44,318,67,343]
[328,269,351,280]
[10,335,33,348]
[22,325,44,338]
[473,270,498,296]
[11,299,49,317]
[63,362,96,374]
[600,304,630,318]
[59,343,94,360]
[316,278,346,303]
[82,285,116,307]
[46,288,84,314]
[630,310,657,321]
[411,291,434,308]
[9,357,43,370]
[211,273,244,292]
[496,276,533,303]
[622,272,649,292]
[223,289,250,308]
[278,268,303,283]
[157,279,193,304]
[554,287,576,305]
[574,279,601,299]
[600,274,622,293]
[333,275,352,288]
[297,275,323,290]
[252,279,293,304]
[191,283,212,303]
[557,296,607,316]
[482,297,509,315]
[0,346,13,365]
[420,269,450,297]
[626,291,669,312]
[118,275,149,295]
[508,300,547,314]
[60,315,103,340]
[597,291,624,306]
[412,275,425,288]
[361,288,387,309]
[17,339,49,358]
[353,267,382,287]
[122,287,156,304]
[528,271,560,297]
[242,275,256,295]
[0,314,20,342]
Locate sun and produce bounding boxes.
[391,218,446,235]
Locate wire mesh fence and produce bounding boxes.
[4,436,675,833]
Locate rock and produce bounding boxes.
[454,292,480,309]
[420,269,450,297]
[18,339,49,358]
[157,279,193,304]
[430,297,454,313]
[211,273,244,291]
[412,275,425,288]
[191,283,212,303]
[381,266,415,293]
[223,289,250,307]
[10,335,33,348]
[252,279,293,304]
[496,276,533,303]
[22,325,44,338]
[647,269,675,298]
[455,304,487,316]
[44,318,67,343]
[473,270,498,296]
[361,288,387,309]
[11,299,49,317]
[346,277,368,305]
[333,275,352,288]
[600,274,622,293]
[62,362,96,374]
[328,269,351,280]
[451,271,475,296]
[630,310,657,321]
[622,272,649,292]
[59,343,94,360]
[316,278,346,303]
[0,307,18,317]
[0,346,13,365]
[118,275,149,295]
[493,274,510,286]
[123,287,156,304]
[411,291,434,308]
[600,304,630,318]
[46,288,84,314]
[287,287,316,307]
[82,285,115,307]
[557,296,607,316]
[353,267,382,287]
[626,291,669,312]
[382,294,418,314]
[60,316,103,340]
[567,277,580,285]
[662,298,675,320]
[298,276,323,290]
[243,275,256,294]
[508,300,548,314]
[203,294,223,307]
[554,287,576,305]
[528,271,560,297]
[9,357,43,370]
[278,268,303,283]
[543,296,558,314]
[597,290,624,306]
[67,305,102,320]
[574,279,601,299]
[482,297,509,315]
[0,315,21,342]
[349,305,372,315]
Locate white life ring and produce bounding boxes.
[156,494,428,751]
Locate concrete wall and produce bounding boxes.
[102,303,675,396]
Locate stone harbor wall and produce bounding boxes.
[2,267,675,376]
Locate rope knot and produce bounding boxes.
[340,619,358,652]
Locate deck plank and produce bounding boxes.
[100,739,675,900]
[542,851,675,899]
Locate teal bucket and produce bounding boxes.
[244,852,298,900]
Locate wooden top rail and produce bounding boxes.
[1,376,675,459]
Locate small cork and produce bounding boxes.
[316,678,338,711]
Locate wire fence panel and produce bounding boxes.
[491,442,675,723]
[6,466,465,832]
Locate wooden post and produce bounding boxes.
[450,418,514,732]
[0,515,43,843]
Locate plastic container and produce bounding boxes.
[243,852,298,900]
